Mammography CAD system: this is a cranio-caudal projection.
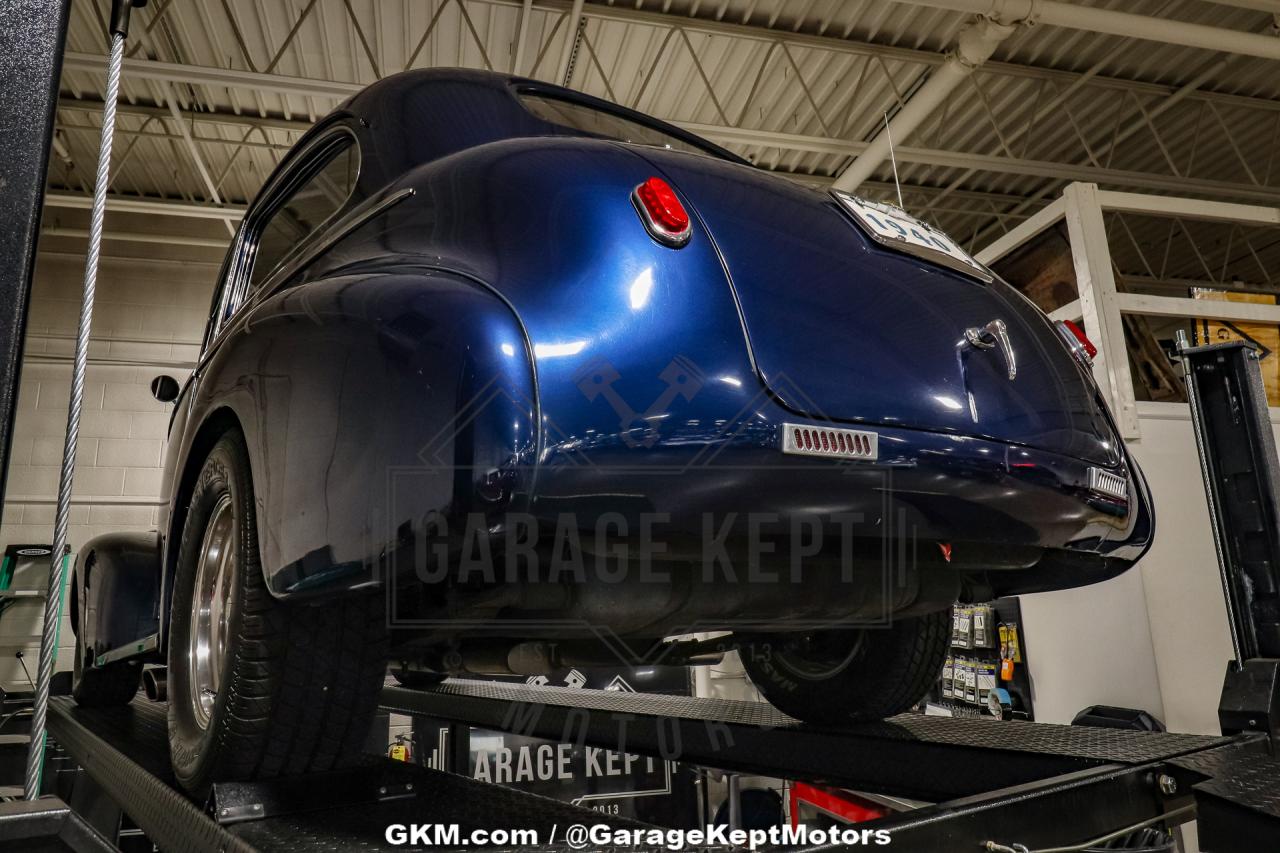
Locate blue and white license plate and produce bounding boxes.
[833,191,992,283]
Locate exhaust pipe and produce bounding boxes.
[142,667,167,702]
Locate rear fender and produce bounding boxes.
[183,267,538,601]
[309,138,763,468]
[73,532,161,667]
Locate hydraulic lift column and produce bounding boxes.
[1178,333,1280,748]
[0,0,72,529]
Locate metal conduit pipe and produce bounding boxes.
[884,0,1280,62]
[832,16,1017,193]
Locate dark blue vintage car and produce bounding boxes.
[70,68,1151,794]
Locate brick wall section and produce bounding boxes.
[0,251,215,689]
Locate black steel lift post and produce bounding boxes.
[1176,335,1280,849]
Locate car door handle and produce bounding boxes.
[963,318,1016,381]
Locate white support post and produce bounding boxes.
[1095,190,1280,227]
[1048,300,1082,323]
[1117,293,1280,325]
[1063,182,1140,439]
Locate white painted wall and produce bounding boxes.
[1017,402,1243,734]
[1129,403,1240,734]
[0,251,213,690]
[1018,568,1166,726]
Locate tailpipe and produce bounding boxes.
[142,666,167,702]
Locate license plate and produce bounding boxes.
[833,191,992,283]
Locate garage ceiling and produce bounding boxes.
[41,0,1280,289]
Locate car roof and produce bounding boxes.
[324,68,746,190]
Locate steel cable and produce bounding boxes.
[23,30,127,801]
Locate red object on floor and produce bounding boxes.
[789,781,891,828]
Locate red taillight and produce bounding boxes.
[1058,319,1097,363]
[632,177,691,247]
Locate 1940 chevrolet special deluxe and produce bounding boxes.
[69,68,1152,794]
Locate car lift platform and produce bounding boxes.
[44,694,647,853]
[37,681,1279,852]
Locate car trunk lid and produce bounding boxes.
[636,151,1121,467]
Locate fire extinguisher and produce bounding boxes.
[389,734,413,763]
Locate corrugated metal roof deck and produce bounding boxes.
[45,0,1280,282]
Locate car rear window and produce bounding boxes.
[519,92,721,158]
[251,138,360,290]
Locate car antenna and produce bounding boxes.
[884,111,905,211]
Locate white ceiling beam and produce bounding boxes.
[59,99,313,134]
[680,123,1280,204]
[57,121,293,152]
[680,122,858,155]
[833,16,1017,193]
[968,52,1236,250]
[1096,190,1280,226]
[55,54,1280,207]
[498,0,1280,115]
[1120,274,1280,296]
[883,0,1280,61]
[42,227,228,249]
[63,4,1280,120]
[1117,292,1280,324]
[163,83,237,236]
[1202,0,1280,11]
[62,52,363,99]
[82,86,1263,204]
[884,146,1280,204]
[45,191,245,220]
[46,106,1280,214]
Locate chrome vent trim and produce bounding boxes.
[1088,467,1128,501]
[781,423,878,461]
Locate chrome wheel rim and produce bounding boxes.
[189,493,236,730]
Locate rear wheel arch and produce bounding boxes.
[68,551,88,636]
[161,407,249,652]
[166,428,388,795]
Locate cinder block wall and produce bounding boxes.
[0,251,215,689]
